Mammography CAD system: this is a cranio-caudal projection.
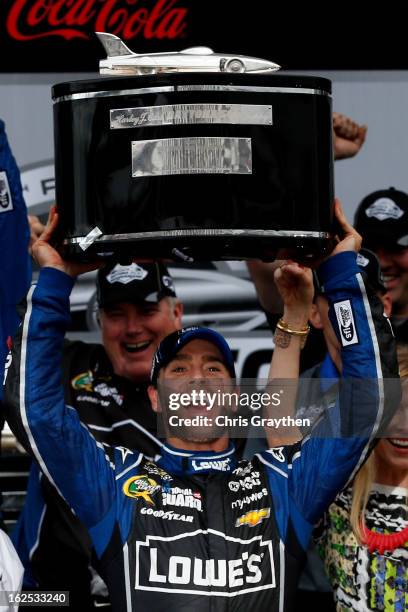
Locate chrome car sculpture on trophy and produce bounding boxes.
[53,32,334,261]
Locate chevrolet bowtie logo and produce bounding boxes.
[235,507,270,527]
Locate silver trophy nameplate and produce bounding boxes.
[131,137,252,177]
[111,104,272,129]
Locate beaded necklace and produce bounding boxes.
[361,483,408,554]
[361,522,408,554]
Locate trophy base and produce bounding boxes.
[61,229,333,264]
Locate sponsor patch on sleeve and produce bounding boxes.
[0,171,13,213]
[334,299,359,347]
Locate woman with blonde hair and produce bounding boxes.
[318,343,408,611]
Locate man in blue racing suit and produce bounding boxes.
[3,202,399,611]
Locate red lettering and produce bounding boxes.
[26,0,52,27]
[48,0,73,26]
[108,9,129,35]
[7,0,89,40]
[64,0,97,26]
[7,0,31,35]
[122,8,148,38]
[6,0,188,42]
[95,0,118,32]
[154,7,187,39]
[142,0,185,39]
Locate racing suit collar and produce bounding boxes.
[157,442,237,475]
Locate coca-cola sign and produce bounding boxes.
[6,0,188,42]
[0,1,406,71]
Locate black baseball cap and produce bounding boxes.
[151,326,236,385]
[97,262,176,308]
[354,187,408,249]
[314,248,386,295]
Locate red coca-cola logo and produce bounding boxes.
[6,0,188,41]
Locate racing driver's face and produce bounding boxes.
[148,339,238,451]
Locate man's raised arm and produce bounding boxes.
[2,209,120,529]
[261,200,400,528]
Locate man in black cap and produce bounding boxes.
[96,262,182,396]
[12,261,183,610]
[354,187,408,341]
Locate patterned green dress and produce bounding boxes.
[317,484,408,611]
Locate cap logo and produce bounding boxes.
[356,253,369,268]
[106,263,148,285]
[365,198,404,221]
[162,275,174,290]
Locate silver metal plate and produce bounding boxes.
[110,104,272,129]
[175,85,328,95]
[65,229,331,245]
[53,85,331,104]
[131,137,252,177]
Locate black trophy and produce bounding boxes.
[52,33,334,262]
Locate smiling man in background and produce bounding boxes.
[354,187,408,342]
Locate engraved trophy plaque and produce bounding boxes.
[53,33,334,261]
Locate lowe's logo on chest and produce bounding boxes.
[134,530,275,595]
[192,458,231,472]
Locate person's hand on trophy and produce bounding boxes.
[298,198,362,267]
[32,206,102,277]
[329,198,362,256]
[248,197,361,319]
[28,214,46,254]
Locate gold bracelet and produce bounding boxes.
[276,318,310,336]
[274,320,310,350]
